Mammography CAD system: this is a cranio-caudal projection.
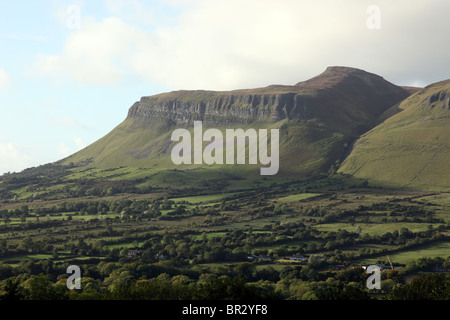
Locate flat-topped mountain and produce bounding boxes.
[127,66,409,135]
[61,67,412,178]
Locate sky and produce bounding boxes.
[0,0,449,175]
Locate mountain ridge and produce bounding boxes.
[126,66,409,131]
[339,79,450,189]
[61,66,413,179]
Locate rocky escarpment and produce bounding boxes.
[60,66,417,176]
[126,67,410,134]
[127,91,303,125]
[426,83,450,110]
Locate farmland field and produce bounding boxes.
[0,165,448,300]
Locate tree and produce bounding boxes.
[315,282,371,300]
[21,274,66,300]
[104,270,134,291]
[196,276,274,300]
[19,236,34,253]
[255,266,280,282]
[3,216,11,226]
[52,248,59,259]
[0,239,8,255]
[0,278,23,300]
[336,267,366,284]
[233,263,256,281]
[389,273,449,300]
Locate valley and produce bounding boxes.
[0,66,448,300]
[0,164,448,300]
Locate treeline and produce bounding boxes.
[0,257,448,300]
[0,273,278,301]
[300,202,445,224]
[0,199,161,218]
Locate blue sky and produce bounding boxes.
[1,0,449,174]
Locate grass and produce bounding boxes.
[356,241,450,265]
[274,193,321,203]
[339,81,450,189]
[0,253,53,263]
[385,241,450,263]
[170,193,237,204]
[191,232,227,241]
[0,162,448,291]
[105,241,146,249]
[314,222,443,236]
[253,239,321,252]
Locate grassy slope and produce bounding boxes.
[62,119,343,180]
[60,67,409,182]
[338,80,450,190]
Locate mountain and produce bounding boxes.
[338,79,450,190]
[60,67,410,179]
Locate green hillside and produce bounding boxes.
[1,68,449,303]
[338,80,450,190]
[60,67,409,180]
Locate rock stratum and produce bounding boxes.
[62,66,423,181]
[126,66,409,135]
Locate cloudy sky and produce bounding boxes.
[0,0,449,174]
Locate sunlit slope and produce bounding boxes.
[339,80,450,189]
[62,118,347,178]
[60,67,410,179]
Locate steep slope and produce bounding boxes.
[61,67,410,178]
[339,79,450,190]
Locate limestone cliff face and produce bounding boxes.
[61,66,416,175]
[127,91,303,125]
[126,67,410,133]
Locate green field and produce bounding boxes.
[0,165,448,301]
[339,80,450,190]
[274,193,321,203]
[170,193,237,204]
[357,241,450,265]
[314,222,444,236]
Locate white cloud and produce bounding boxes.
[34,17,144,85]
[73,136,87,150]
[58,141,72,157]
[0,68,11,90]
[104,0,157,25]
[58,137,87,158]
[0,141,34,174]
[34,0,450,90]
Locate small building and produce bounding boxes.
[432,265,450,272]
[248,254,258,261]
[247,254,272,262]
[127,249,141,257]
[155,253,165,261]
[362,264,385,271]
[290,255,308,262]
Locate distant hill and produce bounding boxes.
[338,79,450,190]
[60,67,410,179]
